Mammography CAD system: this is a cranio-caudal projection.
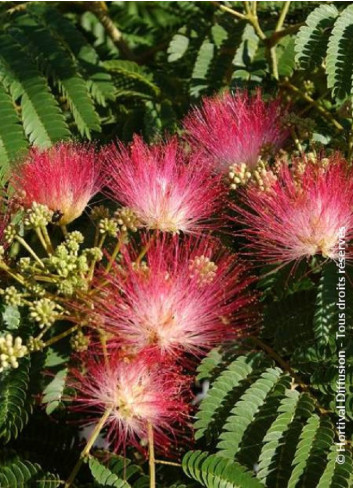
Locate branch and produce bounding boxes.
[282,80,344,132]
[87,2,136,61]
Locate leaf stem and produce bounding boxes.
[148,422,156,489]
[15,236,45,268]
[155,459,181,467]
[41,225,54,254]
[43,324,79,348]
[105,232,125,273]
[65,407,112,488]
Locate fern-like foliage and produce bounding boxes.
[0,359,32,444]
[296,3,353,103]
[295,4,338,69]
[0,3,118,166]
[313,262,337,351]
[326,4,353,101]
[191,348,353,488]
[88,452,148,488]
[182,451,264,488]
[0,450,60,488]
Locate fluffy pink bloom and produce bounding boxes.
[12,143,103,225]
[233,155,353,264]
[69,353,189,453]
[102,136,225,234]
[91,235,256,358]
[183,89,288,172]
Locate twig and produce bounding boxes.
[209,1,247,20]
[155,459,181,467]
[15,236,45,268]
[65,408,112,487]
[88,2,136,60]
[148,422,156,489]
[276,1,291,32]
[282,80,344,132]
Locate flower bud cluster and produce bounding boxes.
[228,163,252,190]
[189,255,218,285]
[228,160,278,192]
[115,207,141,233]
[2,286,23,307]
[4,223,17,244]
[0,334,27,372]
[27,336,45,352]
[42,232,101,295]
[24,202,53,228]
[252,161,278,192]
[70,330,90,352]
[29,298,61,328]
[99,217,118,237]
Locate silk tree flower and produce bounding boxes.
[91,235,256,358]
[183,89,288,173]
[232,155,353,264]
[102,136,225,234]
[69,353,189,453]
[11,143,103,225]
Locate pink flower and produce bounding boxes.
[69,353,189,453]
[91,235,256,358]
[12,143,103,225]
[233,155,353,264]
[183,89,288,172]
[102,136,225,234]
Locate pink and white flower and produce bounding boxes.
[12,143,103,225]
[233,155,353,264]
[102,136,225,234]
[91,235,256,358]
[69,353,189,453]
[183,89,288,172]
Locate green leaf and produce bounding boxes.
[27,3,115,106]
[183,451,265,488]
[42,367,68,415]
[0,450,60,488]
[12,14,101,138]
[168,33,189,62]
[318,445,353,488]
[0,34,69,147]
[295,4,338,69]
[313,262,337,349]
[0,83,27,170]
[326,4,353,101]
[88,457,130,488]
[190,39,214,97]
[194,355,256,441]
[217,367,284,459]
[0,359,32,444]
[103,60,160,98]
[89,453,149,488]
[2,305,21,331]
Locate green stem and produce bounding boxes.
[41,225,54,254]
[105,232,126,273]
[43,324,79,348]
[35,227,50,255]
[282,80,344,132]
[0,261,26,286]
[291,128,303,152]
[210,1,247,20]
[15,236,45,268]
[61,224,68,237]
[155,459,181,467]
[88,234,106,281]
[65,408,112,488]
[276,1,291,31]
[148,422,156,489]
